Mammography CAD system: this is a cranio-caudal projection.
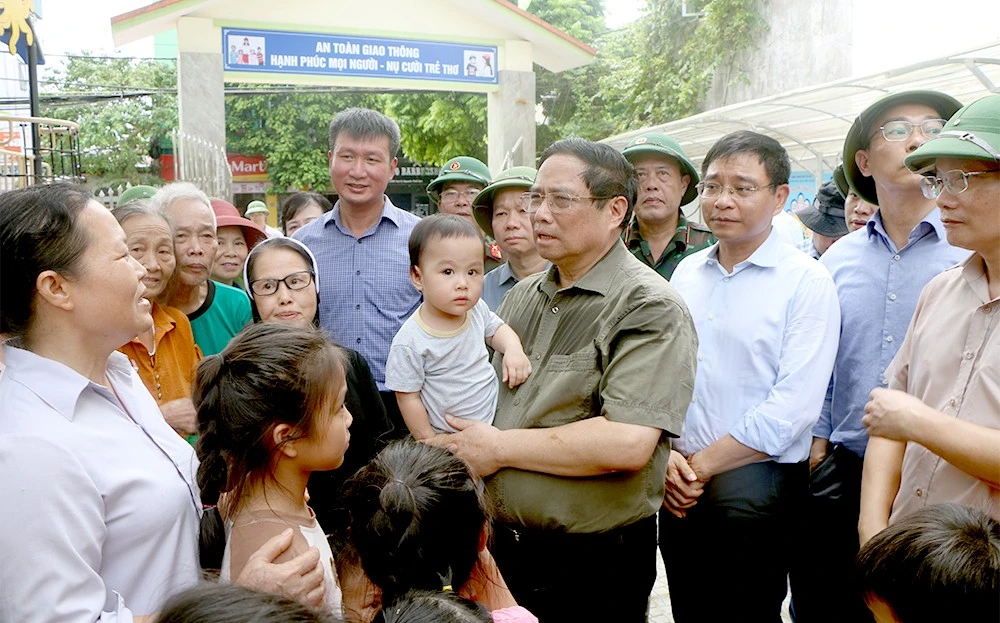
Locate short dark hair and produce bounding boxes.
[328,107,401,158]
[539,137,637,228]
[158,583,341,623]
[857,503,1000,623]
[408,213,483,268]
[702,131,791,186]
[193,323,347,570]
[280,192,331,232]
[378,590,491,623]
[343,441,489,605]
[0,183,94,336]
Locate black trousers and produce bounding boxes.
[788,445,873,623]
[492,514,657,623]
[660,460,808,623]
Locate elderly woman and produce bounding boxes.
[242,237,393,529]
[114,200,202,438]
[0,184,328,623]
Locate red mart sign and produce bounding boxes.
[159,154,268,182]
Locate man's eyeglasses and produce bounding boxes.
[696,182,777,200]
[249,271,315,296]
[520,191,613,213]
[874,119,946,143]
[440,189,481,202]
[920,169,999,199]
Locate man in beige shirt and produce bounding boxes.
[428,138,697,622]
[859,94,1000,544]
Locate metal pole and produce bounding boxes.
[26,17,41,184]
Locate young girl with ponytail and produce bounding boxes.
[193,322,352,614]
[339,441,536,623]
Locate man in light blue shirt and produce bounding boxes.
[663,131,840,623]
[791,90,967,623]
[294,108,420,437]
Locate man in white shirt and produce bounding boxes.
[663,131,840,623]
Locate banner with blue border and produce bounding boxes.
[222,28,498,85]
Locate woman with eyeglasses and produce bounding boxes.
[242,237,393,533]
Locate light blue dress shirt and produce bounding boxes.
[671,229,841,464]
[0,346,201,622]
[295,197,422,390]
[482,262,518,311]
[815,208,969,457]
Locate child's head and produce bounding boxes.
[376,590,491,623]
[158,582,342,623]
[343,441,489,606]
[857,503,1000,623]
[408,214,485,317]
[194,322,350,515]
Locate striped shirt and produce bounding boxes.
[294,196,421,389]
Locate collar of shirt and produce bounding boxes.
[961,253,997,304]
[2,345,134,421]
[328,196,402,236]
[538,239,629,298]
[493,261,517,287]
[626,213,691,253]
[866,207,947,249]
[703,227,784,274]
[126,302,178,352]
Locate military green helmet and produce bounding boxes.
[621,132,700,206]
[116,184,158,206]
[905,94,1000,172]
[426,156,492,197]
[472,166,537,238]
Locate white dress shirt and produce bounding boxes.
[0,345,201,623]
[671,228,840,463]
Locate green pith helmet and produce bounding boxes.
[832,164,849,199]
[842,90,962,205]
[472,166,537,238]
[621,132,700,206]
[904,94,1000,172]
[116,185,158,206]
[426,156,492,197]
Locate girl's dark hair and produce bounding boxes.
[408,213,483,268]
[376,590,491,623]
[245,237,321,326]
[194,323,347,569]
[857,503,1000,623]
[0,182,94,336]
[344,441,489,605]
[281,191,332,231]
[158,582,342,623]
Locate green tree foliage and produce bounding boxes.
[225,89,380,191]
[40,56,177,186]
[622,0,766,126]
[383,92,487,166]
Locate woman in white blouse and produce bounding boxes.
[0,184,325,623]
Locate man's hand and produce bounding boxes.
[159,398,198,436]
[810,436,831,472]
[862,388,931,442]
[424,415,504,477]
[234,528,326,608]
[501,348,532,388]
[662,450,705,518]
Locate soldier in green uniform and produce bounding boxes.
[621,132,715,279]
[426,156,504,272]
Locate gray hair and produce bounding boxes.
[111,199,171,231]
[328,107,401,158]
[152,182,217,230]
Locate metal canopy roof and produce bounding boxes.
[602,41,1000,180]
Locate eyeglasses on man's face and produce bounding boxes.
[440,188,481,203]
[520,191,614,214]
[874,119,946,143]
[920,169,1000,199]
[250,271,315,296]
[696,181,777,200]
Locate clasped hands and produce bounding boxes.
[662,450,709,519]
